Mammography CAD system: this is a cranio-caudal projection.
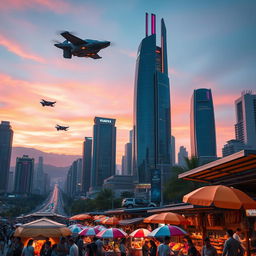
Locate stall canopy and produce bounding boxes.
[178,150,256,194]
[14,218,71,238]
[183,185,256,209]
[119,217,144,226]
[70,214,91,220]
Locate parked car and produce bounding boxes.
[122,198,156,208]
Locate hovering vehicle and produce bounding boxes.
[55,125,69,131]
[40,99,56,107]
[54,31,110,59]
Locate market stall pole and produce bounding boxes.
[183,185,256,256]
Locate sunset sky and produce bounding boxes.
[0,0,255,165]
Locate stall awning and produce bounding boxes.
[119,217,144,225]
[178,150,256,186]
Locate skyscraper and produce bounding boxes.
[90,117,116,194]
[14,155,34,195]
[190,89,217,164]
[35,156,44,194]
[178,146,188,168]
[235,91,256,149]
[133,13,171,184]
[82,137,92,194]
[222,139,245,157]
[171,136,176,166]
[0,121,13,193]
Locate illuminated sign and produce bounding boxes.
[246,209,256,217]
[99,119,112,124]
[151,169,161,203]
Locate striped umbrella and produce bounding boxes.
[129,228,150,238]
[94,225,106,232]
[96,228,127,239]
[148,225,187,237]
[68,225,84,234]
[79,227,99,236]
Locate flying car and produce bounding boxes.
[55,125,69,131]
[54,31,110,59]
[40,99,56,107]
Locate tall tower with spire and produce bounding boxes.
[133,14,171,184]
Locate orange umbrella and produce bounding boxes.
[70,214,91,220]
[144,212,188,225]
[93,215,106,220]
[102,217,119,225]
[183,185,256,209]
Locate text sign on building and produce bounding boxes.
[151,169,161,203]
[99,119,112,124]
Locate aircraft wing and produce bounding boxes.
[90,53,102,59]
[61,31,86,45]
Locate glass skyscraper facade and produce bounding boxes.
[0,121,13,193]
[133,14,171,184]
[82,137,92,193]
[90,117,116,192]
[14,155,34,195]
[190,88,217,163]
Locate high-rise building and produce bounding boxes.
[235,92,256,149]
[124,142,132,175]
[82,137,92,194]
[178,146,188,168]
[66,158,83,197]
[34,156,44,194]
[121,155,125,175]
[222,139,245,157]
[190,89,217,164]
[90,117,116,193]
[133,13,171,184]
[14,155,34,195]
[8,171,14,193]
[0,121,13,193]
[171,136,176,166]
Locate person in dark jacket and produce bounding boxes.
[149,240,157,256]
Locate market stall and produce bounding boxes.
[14,218,71,256]
[96,228,128,256]
[129,228,151,256]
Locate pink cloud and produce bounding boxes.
[0,34,45,62]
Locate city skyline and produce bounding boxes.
[0,0,255,165]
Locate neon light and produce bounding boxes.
[146,13,148,37]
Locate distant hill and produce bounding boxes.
[11,147,81,167]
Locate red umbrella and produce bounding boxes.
[129,228,150,238]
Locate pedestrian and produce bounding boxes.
[40,241,52,256]
[95,238,103,256]
[13,237,24,256]
[57,238,68,256]
[157,236,173,256]
[222,230,244,256]
[187,239,199,256]
[76,236,85,256]
[68,239,79,256]
[233,229,245,244]
[51,245,58,256]
[149,240,157,256]
[119,238,128,256]
[201,237,217,256]
[142,240,150,256]
[86,237,97,256]
[21,239,34,256]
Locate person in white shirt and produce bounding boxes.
[68,239,78,256]
[233,228,244,244]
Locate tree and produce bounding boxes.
[163,156,202,203]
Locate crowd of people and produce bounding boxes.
[0,224,247,256]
